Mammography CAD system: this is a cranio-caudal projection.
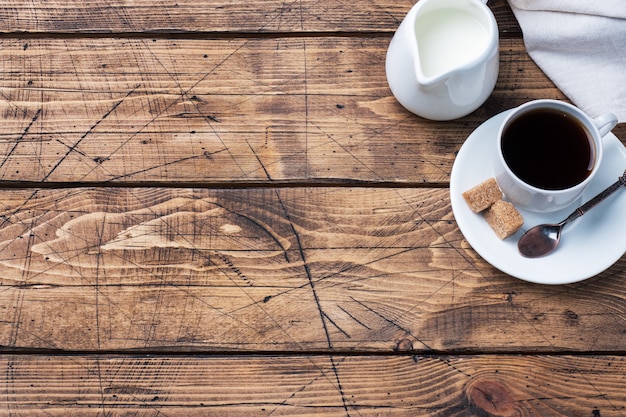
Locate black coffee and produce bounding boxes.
[501,108,594,190]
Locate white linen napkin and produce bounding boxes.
[507,0,626,123]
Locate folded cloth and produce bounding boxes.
[508,0,626,123]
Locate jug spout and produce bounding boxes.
[447,65,488,106]
[415,62,488,107]
[415,66,449,94]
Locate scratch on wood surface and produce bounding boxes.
[66,37,259,183]
[322,310,350,339]
[338,305,371,330]
[0,189,314,346]
[27,201,289,265]
[246,137,273,181]
[93,212,107,350]
[135,37,252,178]
[349,296,433,351]
[41,86,138,182]
[264,356,345,417]
[272,187,352,415]
[51,192,309,346]
[0,108,41,172]
[105,153,222,182]
[310,122,384,180]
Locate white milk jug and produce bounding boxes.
[386,0,499,120]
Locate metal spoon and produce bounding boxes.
[518,169,626,258]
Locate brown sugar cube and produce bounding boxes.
[484,200,524,240]
[462,178,503,213]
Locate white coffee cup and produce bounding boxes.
[494,100,618,212]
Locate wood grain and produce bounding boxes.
[0,37,585,185]
[0,187,623,352]
[1,354,624,416]
[1,0,625,414]
[0,0,520,34]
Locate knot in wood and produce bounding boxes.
[393,338,413,351]
[467,379,515,416]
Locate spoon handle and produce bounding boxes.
[560,170,626,226]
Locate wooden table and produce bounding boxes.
[0,0,624,415]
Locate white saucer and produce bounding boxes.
[450,110,626,284]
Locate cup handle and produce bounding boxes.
[594,112,618,137]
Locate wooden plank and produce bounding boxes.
[0,37,581,185]
[0,0,521,35]
[0,187,624,352]
[0,354,624,416]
